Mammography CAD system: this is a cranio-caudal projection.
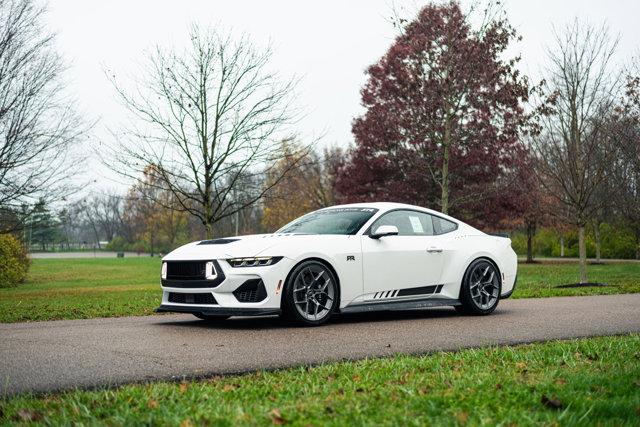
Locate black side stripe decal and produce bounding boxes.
[374,286,443,300]
[396,284,444,297]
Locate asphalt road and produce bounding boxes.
[1,294,639,396]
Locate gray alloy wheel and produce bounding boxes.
[284,260,338,325]
[457,259,501,315]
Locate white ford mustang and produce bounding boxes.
[156,202,517,325]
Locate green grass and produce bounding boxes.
[1,335,638,426]
[0,258,161,323]
[0,258,638,323]
[515,262,640,298]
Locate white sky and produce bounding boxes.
[44,0,640,196]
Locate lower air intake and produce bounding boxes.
[233,279,268,303]
[168,292,217,305]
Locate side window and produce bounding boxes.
[431,215,457,235]
[371,210,434,236]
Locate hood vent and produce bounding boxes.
[198,238,239,245]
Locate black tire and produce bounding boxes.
[281,260,339,326]
[457,258,501,315]
[193,313,230,322]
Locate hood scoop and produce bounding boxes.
[197,238,240,245]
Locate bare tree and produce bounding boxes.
[0,0,84,231]
[108,26,307,238]
[532,20,621,282]
[84,192,124,242]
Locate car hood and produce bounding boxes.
[163,234,317,261]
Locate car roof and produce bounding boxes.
[324,202,461,223]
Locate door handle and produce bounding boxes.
[427,247,443,253]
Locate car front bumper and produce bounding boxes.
[156,257,294,316]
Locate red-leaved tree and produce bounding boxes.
[335,1,532,228]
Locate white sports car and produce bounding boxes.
[156,202,517,325]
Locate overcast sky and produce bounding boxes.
[43,0,640,196]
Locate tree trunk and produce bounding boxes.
[578,225,588,284]
[204,220,214,239]
[594,222,601,263]
[440,110,451,215]
[560,235,565,257]
[526,222,535,263]
[441,143,450,215]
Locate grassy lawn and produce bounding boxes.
[515,262,640,298]
[0,258,638,323]
[1,335,638,425]
[0,258,161,323]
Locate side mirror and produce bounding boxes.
[370,225,399,239]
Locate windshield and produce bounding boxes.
[277,207,378,235]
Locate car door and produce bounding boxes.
[361,210,445,299]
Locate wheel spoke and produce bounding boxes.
[313,270,325,284]
[314,298,330,311]
[483,271,495,285]
[319,292,333,301]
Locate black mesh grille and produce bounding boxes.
[168,292,217,305]
[166,261,206,280]
[233,279,268,303]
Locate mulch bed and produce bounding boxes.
[555,282,612,288]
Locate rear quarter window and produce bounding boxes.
[432,216,458,235]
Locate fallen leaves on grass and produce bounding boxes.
[147,399,159,409]
[15,409,42,422]
[418,387,431,395]
[455,411,469,424]
[179,383,189,393]
[270,408,286,425]
[541,395,563,409]
[223,384,237,392]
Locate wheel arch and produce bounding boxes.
[279,257,342,311]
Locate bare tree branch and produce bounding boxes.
[0,0,86,232]
[106,25,305,238]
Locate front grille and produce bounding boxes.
[162,260,226,288]
[168,292,217,305]
[166,261,206,280]
[233,279,268,303]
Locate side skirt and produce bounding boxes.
[340,297,461,314]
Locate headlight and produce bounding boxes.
[227,256,283,268]
[161,262,167,279]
